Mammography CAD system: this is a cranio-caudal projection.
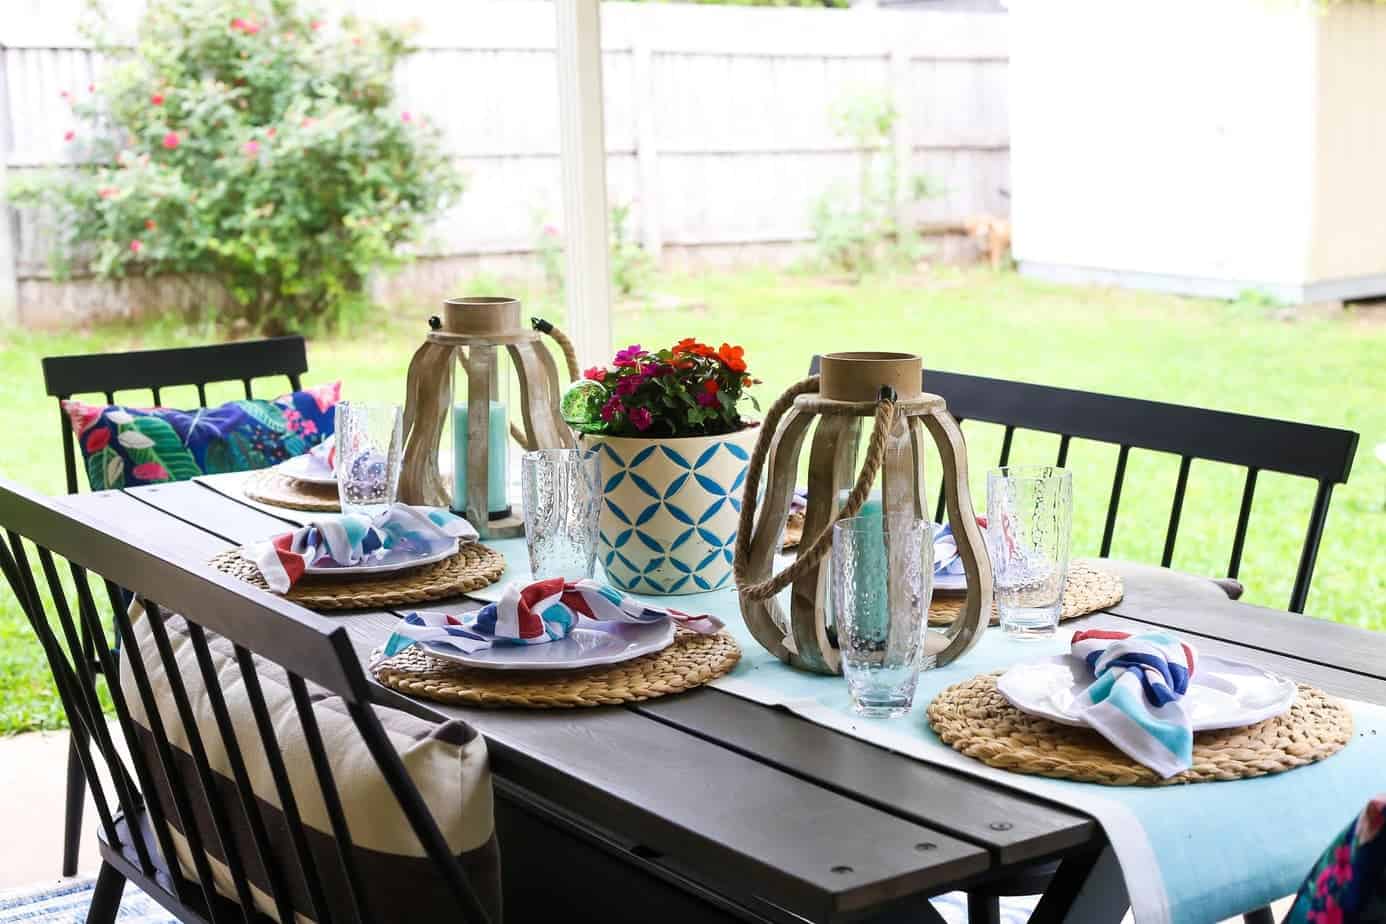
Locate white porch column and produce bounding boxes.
[554,0,612,367]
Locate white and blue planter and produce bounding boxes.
[583,425,760,596]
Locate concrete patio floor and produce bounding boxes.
[0,729,1297,920]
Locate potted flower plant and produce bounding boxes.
[563,339,760,595]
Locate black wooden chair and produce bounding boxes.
[807,359,1358,614]
[0,478,494,924]
[41,335,309,877]
[810,359,1358,924]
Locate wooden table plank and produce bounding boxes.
[58,486,997,921]
[1100,560,1386,683]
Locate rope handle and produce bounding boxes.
[733,378,898,602]
[510,316,583,447]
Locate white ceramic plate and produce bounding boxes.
[934,571,967,592]
[241,539,458,576]
[277,453,336,486]
[996,653,1297,731]
[419,619,676,671]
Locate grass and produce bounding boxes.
[1,265,1382,733]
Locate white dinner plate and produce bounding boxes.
[241,539,458,576]
[419,618,676,671]
[934,571,967,592]
[276,453,336,486]
[996,653,1297,731]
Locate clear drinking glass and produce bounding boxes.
[986,466,1074,639]
[334,402,403,516]
[521,448,602,581]
[831,516,940,718]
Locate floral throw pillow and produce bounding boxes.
[64,381,340,491]
[1285,795,1386,924]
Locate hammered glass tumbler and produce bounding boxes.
[334,402,403,516]
[830,515,939,718]
[986,466,1073,639]
[521,448,602,581]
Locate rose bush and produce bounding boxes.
[11,0,463,333]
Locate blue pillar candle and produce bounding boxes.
[453,401,510,517]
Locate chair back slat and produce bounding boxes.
[804,358,1359,612]
[0,479,493,924]
[234,646,336,924]
[1100,445,1131,558]
[186,623,300,924]
[1228,468,1260,580]
[288,674,376,924]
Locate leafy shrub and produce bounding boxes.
[10,0,463,333]
[810,91,939,280]
[609,202,654,297]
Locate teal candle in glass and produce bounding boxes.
[837,488,883,519]
[453,401,510,517]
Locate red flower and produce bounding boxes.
[702,379,719,395]
[63,130,75,142]
[583,366,607,383]
[162,131,180,150]
[150,92,164,106]
[84,428,111,452]
[129,240,143,253]
[145,219,157,230]
[132,462,170,483]
[717,343,746,373]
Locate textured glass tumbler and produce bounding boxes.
[831,516,938,718]
[334,402,403,516]
[521,449,601,581]
[987,466,1073,639]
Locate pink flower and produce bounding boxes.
[639,363,664,378]
[600,397,624,422]
[88,83,95,93]
[129,240,143,253]
[629,407,653,431]
[98,187,117,199]
[310,19,323,30]
[543,225,559,237]
[266,126,276,137]
[697,390,719,408]
[63,130,75,142]
[583,366,607,382]
[615,375,647,398]
[243,140,260,156]
[60,90,71,101]
[401,111,413,123]
[84,428,111,452]
[151,92,164,106]
[301,117,316,129]
[162,131,180,150]
[301,420,318,435]
[613,344,644,367]
[132,462,170,482]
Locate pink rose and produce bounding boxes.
[162,131,180,150]
[132,462,170,482]
[129,240,143,253]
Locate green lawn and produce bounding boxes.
[1,266,1382,733]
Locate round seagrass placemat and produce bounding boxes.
[929,559,1123,627]
[243,468,341,513]
[209,544,506,610]
[370,628,742,709]
[927,672,1353,786]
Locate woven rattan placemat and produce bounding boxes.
[371,628,741,708]
[930,559,1123,627]
[243,468,341,513]
[210,544,506,610]
[927,671,1352,786]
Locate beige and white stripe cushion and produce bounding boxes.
[119,602,501,923]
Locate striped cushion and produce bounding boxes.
[119,603,500,923]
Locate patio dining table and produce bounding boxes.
[51,469,1386,924]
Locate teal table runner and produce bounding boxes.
[481,540,1386,924]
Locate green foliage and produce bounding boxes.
[532,210,566,294]
[9,0,463,333]
[609,202,655,297]
[810,90,939,280]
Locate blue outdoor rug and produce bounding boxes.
[0,878,174,923]
[0,876,1036,922]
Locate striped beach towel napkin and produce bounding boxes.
[251,504,477,593]
[1071,628,1199,778]
[382,578,724,658]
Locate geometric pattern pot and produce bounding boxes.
[582,425,759,596]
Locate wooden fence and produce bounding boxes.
[0,0,1009,324]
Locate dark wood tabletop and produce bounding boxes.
[52,473,1386,924]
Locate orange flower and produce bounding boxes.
[717,343,746,373]
[673,337,715,358]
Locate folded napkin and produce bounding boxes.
[931,517,987,582]
[251,504,477,593]
[382,578,724,658]
[307,434,336,474]
[1071,628,1199,778]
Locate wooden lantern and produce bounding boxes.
[398,296,575,539]
[733,352,993,674]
